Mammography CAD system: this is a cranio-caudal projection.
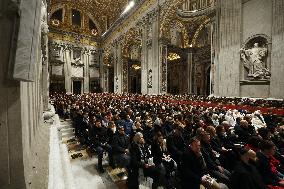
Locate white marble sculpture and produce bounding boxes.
[240,43,270,80]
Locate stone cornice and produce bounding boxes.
[176,5,216,19]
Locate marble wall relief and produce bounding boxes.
[240,36,270,80]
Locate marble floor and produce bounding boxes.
[48,115,155,189]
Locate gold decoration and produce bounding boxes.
[131,64,141,70]
[48,32,98,47]
[51,19,60,26]
[167,53,181,61]
[49,0,128,35]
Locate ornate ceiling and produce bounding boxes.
[49,0,128,34]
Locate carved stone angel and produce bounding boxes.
[240,43,270,80]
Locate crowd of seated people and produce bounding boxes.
[52,92,284,189]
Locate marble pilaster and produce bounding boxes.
[98,49,104,92]
[83,49,90,93]
[62,45,72,93]
[270,0,284,98]
[141,26,148,94]
[149,12,160,94]
[113,41,123,93]
[187,49,193,94]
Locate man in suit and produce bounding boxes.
[181,137,210,189]
[230,148,267,189]
[112,126,130,168]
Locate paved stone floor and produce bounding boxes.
[49,117,160,189]
[59,119,118,189]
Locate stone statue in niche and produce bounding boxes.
[240,42,270,80]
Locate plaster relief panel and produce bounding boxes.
[71,66,84,77]
[51,65,63,76]
[89,68,100,78]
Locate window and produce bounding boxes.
[89,19,97,30]
[51,9,63,21]
[72,9,81,27]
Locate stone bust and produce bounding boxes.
[240,42,270,80]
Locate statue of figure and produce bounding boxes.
[240,43,270,79]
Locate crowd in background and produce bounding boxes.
[52,92,284,189]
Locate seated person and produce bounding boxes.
[181,137,228,189]
[230,148,267,189]
[235,120,255,143]
[112,126,130,168]
[128,132,155,189]
[151,132,173,189]
[89,119,110,173]
[200,132,231,185]
[166,125,186,167]
[257,140,284,188]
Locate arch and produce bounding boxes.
[191,18,211,47]
[49,5,64,20]
[160,0,188,38]
[243,34,272,47]
[166,19,190,48]
[49,2,102,35]
[122,28,142,58]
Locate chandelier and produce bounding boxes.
[167,53,181,61]
[131,64,141,70]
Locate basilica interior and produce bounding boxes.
[0,0,284,189]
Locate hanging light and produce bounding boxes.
[167,53,181,61]
[132,64,141,70]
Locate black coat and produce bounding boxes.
[230,161,268,189]
[234,125,254,143]
[129,142,150,170]
[180,147,208,189]
[201,141,220,170]
[151,141,167,166]
[89,126,107,146]
[167,133,186,161]
[112,133,130,154]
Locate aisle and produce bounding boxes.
[59,119,117,189]
[48,115,154,189]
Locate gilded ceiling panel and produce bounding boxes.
[49,0,128,33]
